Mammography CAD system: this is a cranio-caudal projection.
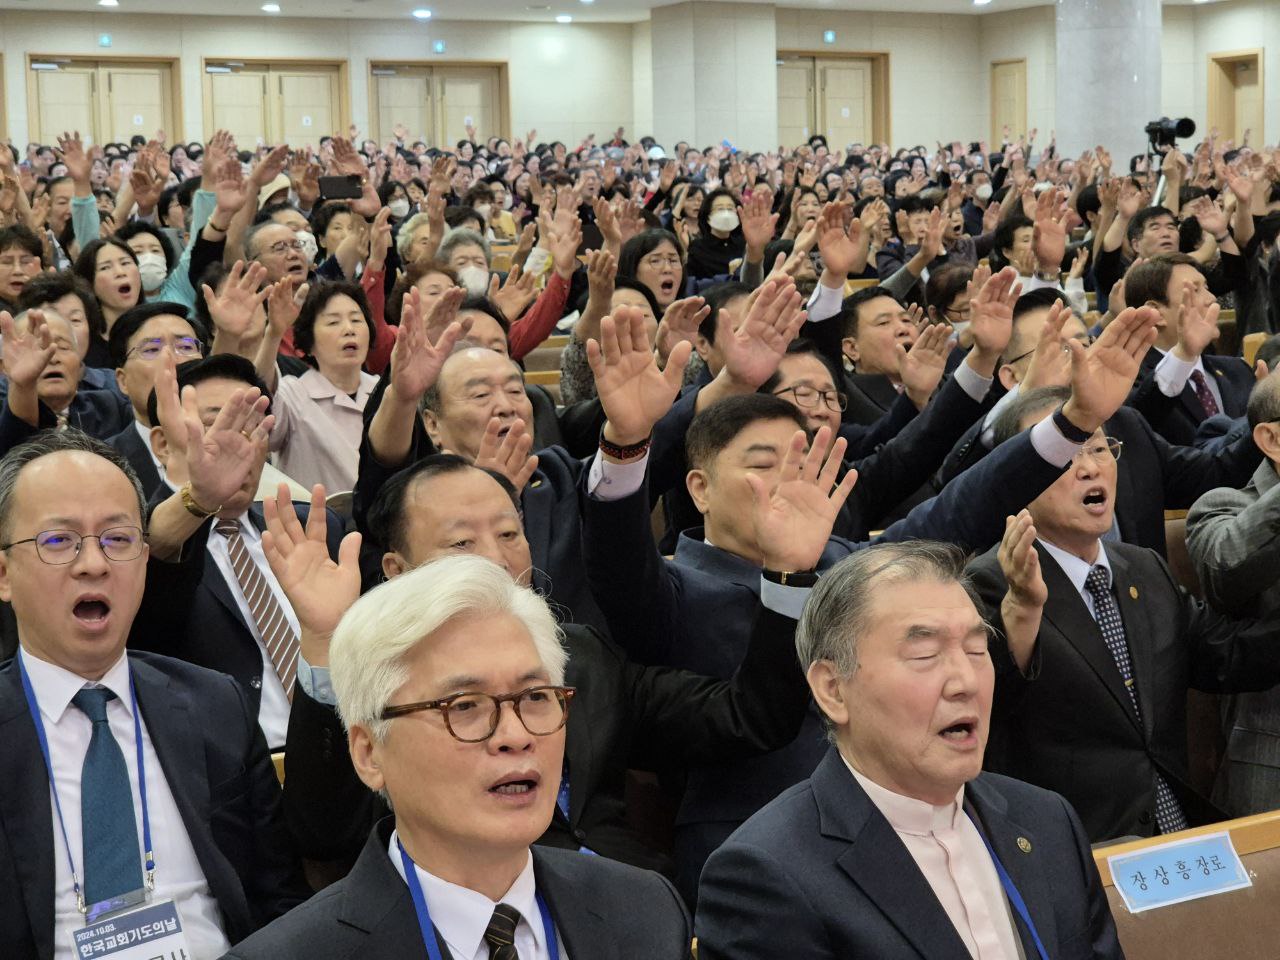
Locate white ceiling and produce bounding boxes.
[0,0,1220,21]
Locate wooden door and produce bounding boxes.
[990,59,1027,145]
[435,67,499,143]
[818,60,872,150]
[373,72,433,145]
[273,68,338,146]
[102,64,172,144]
[1233,58,1263,145]
[776,60,813,151]
[34,67,97,144]
[209,70,270,147]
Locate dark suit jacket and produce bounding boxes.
[129,503,342,721]
[105,422,164,498]
[1127,349,1255,447]
[282,606,806,875]
[695,749,1122,960]
[967,539,1280,842]
[0,652,306,960]
[583,431,1068,886]
[0,388,134,457]
[841,369,900,425]
[941,404,1261,554]
[223,818,691,959]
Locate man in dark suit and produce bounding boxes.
[101,301,209,498]
[965,390,1280,843]
[0,429,305,959]
[696,542,1122,959]
[584,303,1162,896]
[941,289,1261,554]
[1124,253,1256,446]
[127,354,338,751]
[225,554,692,957]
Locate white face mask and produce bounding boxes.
[136,251,168,291]
[950,319,970,339]
[501,193,514,211]
[457,264,490,296]
[708,209,740,233]
[388,198,411,218]
[975,183,993,202]
[295,230,318,263]
[474,203,493,222]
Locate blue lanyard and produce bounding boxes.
[398,839,559,960]
[966,810,1050,960]
[18,652,156,916]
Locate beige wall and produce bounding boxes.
[1,3,1276,154]
[775,8,985,149]
[0,9,635,147]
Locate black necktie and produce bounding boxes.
[1083,565,1188,834]
[484,903,522,960]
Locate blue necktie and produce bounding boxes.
[72,687,143,905]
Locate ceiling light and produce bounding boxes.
[261,2,280,10]
[580,0,595,4]
[556,13,572,22]
[973,0,992,5]
[412,7,431,18]
[98,0,119,6]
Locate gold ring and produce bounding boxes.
[241,429,253,439]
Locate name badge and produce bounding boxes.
[1108,831,1252,914]
[71,899,192,960]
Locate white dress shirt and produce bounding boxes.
[388,830,568,960]
[207,513,298,748]
[1153,347,1224,411]
[20,648,230,960]
[1037,537,1113,620]
[845,758,1023,960]
[133,419,166,480]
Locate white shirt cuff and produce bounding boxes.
[1155,350,1197,398]
[759,575,810,619]
[806,280,845,323]
[587,448,649,501]
[979,385,1021,448]
[1028,414,1086,467]
[953,359,993,402]
[296,656,336,706]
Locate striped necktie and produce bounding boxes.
[215,519,298,699]
[484,903,522,960]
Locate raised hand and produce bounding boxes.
[998,509,1047,633]
[748,426,858,572]
[0,309,54,389]
[917,207,944,262]
[896,321,952,408]
[816,201,864,279]
[213,158,252,215]
[250,144,291,188]
[654,296,709,367]
[547,210,583,279]
[724,278,808,389]
[1031,187,1070,272]
[966,266,1021,370]
[201,260,270,340]
[473,418,539,490]
[329,138,367,179]
[1061,305,1160,435]
[488,263,538,322]
[266,277,308,339]
[1117,179,1143,219]
[1173,279,1220,361]
[56,131,92,190]
[390,286,468,402]
[740,190,779,261]
[589,306,691,446]
[1020,299,1073,391]
[262,484,363,663]
[367,206,393,269]
[592,196,622,253]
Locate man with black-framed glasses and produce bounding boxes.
[964,384,1280,844]
[0,429,307,959]
[103,301,210,496]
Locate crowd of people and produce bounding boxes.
[0,112,1279,958]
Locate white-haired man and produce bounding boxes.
[223,554,693,959]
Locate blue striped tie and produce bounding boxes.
[72,687,143,905]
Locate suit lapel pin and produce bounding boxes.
[1129,586,1139,600]
[1017,837,1032,853]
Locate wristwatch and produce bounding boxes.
[180,482,220,520]
[762,568,819,588]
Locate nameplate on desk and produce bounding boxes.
[1108,831,1251,914]
[72,899,190,960]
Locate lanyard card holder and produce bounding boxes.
[71,898,192,960]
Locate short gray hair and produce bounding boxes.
[244,220,287,261]
[796,541,981,681]
[0,430,147,542]
[14,307,78,353]
[396,212,432,262]
[438,228,491,267]
[329,554,567,742]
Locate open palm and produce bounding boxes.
[589,307,689,444]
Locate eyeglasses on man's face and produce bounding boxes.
[1074,437,1123,464]
[266,239,305,256]
[380,685,575,743]
[774,385,847,412]
[126,337,203,362]
[0,526,145,564]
